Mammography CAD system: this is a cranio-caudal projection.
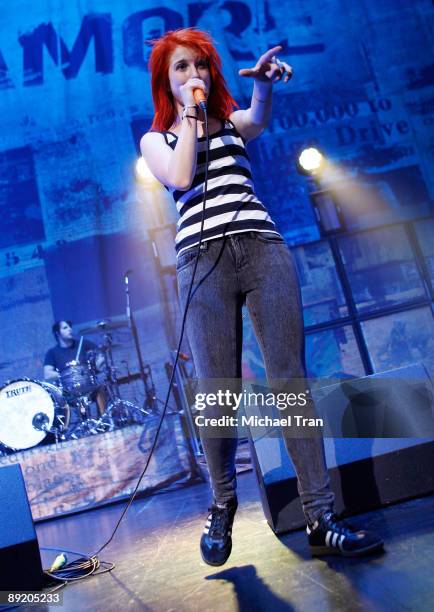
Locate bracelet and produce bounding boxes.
[182,105,198,120]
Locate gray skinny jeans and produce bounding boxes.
[176,231,334,523]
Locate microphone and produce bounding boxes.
[193,88,207,110]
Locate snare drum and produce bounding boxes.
[0,378,70,450]
[60,360,99,399]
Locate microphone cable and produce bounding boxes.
[92,106,209,558]
[44,104,211,585]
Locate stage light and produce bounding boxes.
[135,157,160,187]
[297,147,325,175]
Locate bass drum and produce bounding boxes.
[0,378,70,451]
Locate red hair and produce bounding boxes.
[148,28,238,131]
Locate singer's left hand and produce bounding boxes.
[239,46,293,83]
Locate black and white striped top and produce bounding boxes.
[161,119,281,256]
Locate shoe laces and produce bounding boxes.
[208,506,233,539]
[321,512,358,537]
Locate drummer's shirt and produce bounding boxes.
[43,339,97,373]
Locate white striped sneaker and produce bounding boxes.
[200,501,238,566]
[307,512,383,557]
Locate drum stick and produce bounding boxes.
[75,335,84,362]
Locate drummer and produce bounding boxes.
[43,320,103,382]
[44,320,106,417]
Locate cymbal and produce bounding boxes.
[96,342,124,352]
[79,319,129,335]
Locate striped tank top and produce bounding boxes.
[161,119,281,256]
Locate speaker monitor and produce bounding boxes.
[246,364,434,533]
[0,463,44,590]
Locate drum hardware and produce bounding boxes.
[116,371,143,385]
[68,417,105,439]
[99,398,152,432]
[124,270,159,415]
[61,393,102,440]
[98,342,123,351]
[95,325,152,429]
[78,319,129,335]
[114,371,178,412]
[169,351,202,457]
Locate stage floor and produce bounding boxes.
[31,471,434,612]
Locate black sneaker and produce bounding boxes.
[307,511,384,557]
[200,500,238,566]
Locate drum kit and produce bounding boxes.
[0,319,156,455]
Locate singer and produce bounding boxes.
[140,28,382,566]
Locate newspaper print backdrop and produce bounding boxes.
[1,0,433,387]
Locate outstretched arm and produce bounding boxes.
[230,46,292,142]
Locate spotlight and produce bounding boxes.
[135,157,160,187]
[297,147,325,176]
